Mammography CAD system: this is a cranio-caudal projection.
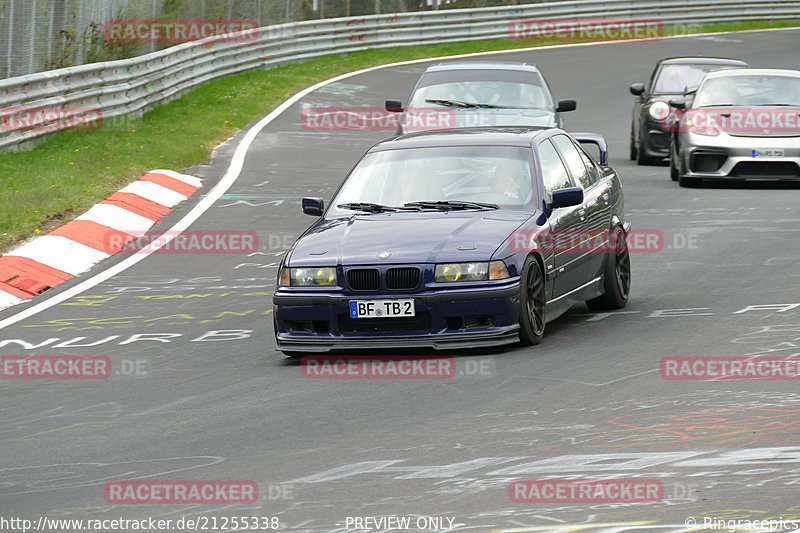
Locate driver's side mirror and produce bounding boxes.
[629,83,645,96]
[551,187,584,209]
[385,99,403,113]
[302,197,324,216]
[668,97,686,109]
[556,99,577,113]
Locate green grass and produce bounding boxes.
[1,18,799,252]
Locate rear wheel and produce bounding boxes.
[586,228,630,310]
[519,256,546,345]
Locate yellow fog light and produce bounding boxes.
[435,262,489,282]
[288,267,337,286]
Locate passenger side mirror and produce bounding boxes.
[629,83,645,96]
[551,187,584,209]
[385,99,403,113]
[556,99,577,112]
[302,197,324,216]
[668,97,686,109]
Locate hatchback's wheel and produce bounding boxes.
[519,256,546,345]
[629,125,638,160]
[586,228,630,310]
[669,141,680,181]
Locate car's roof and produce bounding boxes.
[424,61,541,74]
[703,68,800,79]
[658,57,749,66]
[370,127,555,150]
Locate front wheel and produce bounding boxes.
[586,228,630,310]
[519,256,546,345]
[669,140,680,181]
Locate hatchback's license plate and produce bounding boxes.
[350,299,415,318]
[751,149,784,158]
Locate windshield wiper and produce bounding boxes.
[404,200,499,210]
[424,99,503,109]
[755,103,799,106]
[337,202,400,213]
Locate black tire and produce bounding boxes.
[586,228,630,311]
[629,125,638,161]
[669,141,680,182]
[519,256,546,346]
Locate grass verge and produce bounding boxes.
[1,19,799,252]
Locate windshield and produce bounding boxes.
[652,64,742,94]
[694,74,800,107]
[329,146,537,214]
[409,70,553,110]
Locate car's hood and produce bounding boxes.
[289,211,532,266]
[685,106,800,137]
[405,108,557,131]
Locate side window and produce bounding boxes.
[552,135,593,189]
[538,139,573,202]
[576,145,601,186]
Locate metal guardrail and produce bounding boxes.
[1,0,799,151]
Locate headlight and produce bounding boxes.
[685,119,719,136]
[682,111,718,136]
[434,261,509,282]
[648,101,670,121]
[278,266,337,287]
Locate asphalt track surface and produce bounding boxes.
[3,29,800,533]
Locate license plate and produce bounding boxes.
[349,299,415,318]
[751,149,784,158]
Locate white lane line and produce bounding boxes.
[1,26,798,330]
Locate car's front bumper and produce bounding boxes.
[273,282,521,352]
[640,117,670,160]
[679,133,800,180]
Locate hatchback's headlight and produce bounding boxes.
[279,267,337,287]
[435,261,509,282]
[648,101,670,121]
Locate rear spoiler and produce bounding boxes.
[570,132,608,165]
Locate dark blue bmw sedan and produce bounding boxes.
[273,127,630,355]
